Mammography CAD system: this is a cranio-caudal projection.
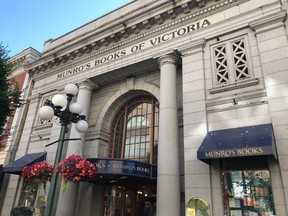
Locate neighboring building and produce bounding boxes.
[0,48,41,163]
[0,48,41,213]
[1,0,288,215]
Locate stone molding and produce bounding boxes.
[209,78,259,94]
[249,10,287,34]
[28,0,247,76]
[177,38,206,57]
[158,54,178,67]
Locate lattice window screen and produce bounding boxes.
[214,45,229,84]
[212,37,250,86]
[232,39,249,80]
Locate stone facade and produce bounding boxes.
[2,0,288,215]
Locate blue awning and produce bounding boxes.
[197,124,277,164]
[87,158,157,178]
[2,152,47,174]
[86,158,157,184]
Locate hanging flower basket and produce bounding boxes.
[21,160,53,194]
[56,154,97,192]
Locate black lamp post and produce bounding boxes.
[38,83,88,216]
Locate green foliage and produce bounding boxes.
[10,206,33,216]
[0,43,22,145]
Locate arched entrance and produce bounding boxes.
[89,95,158,216]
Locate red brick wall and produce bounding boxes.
[0,72,26,148]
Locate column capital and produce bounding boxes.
[78,79,99,91]
[157,54,178,67]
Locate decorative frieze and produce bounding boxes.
[181,3,191,14]
[168,9,177,19]
[29,0,247,76]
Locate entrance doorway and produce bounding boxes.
[103,185,156,216]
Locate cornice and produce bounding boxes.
[9,47,41,71]
[177,38,206,56]
[10,55,28,70]
[28,0,248,77]
[249,10,287,34]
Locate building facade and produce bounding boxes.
[0,47,40,164]
[0,48,41,214]
[2,0,288,215]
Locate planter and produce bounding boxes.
[56,154,97,192]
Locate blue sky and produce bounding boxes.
[0,0,131,57]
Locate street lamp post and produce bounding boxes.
[38,83,89,216]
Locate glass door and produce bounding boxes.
[103,185,156,216]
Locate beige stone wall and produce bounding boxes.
[3,0,288,215]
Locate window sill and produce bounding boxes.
[209,78,259,94]
[34,122,53,131]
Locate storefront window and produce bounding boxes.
[18,180,47,215]
[222,170,276,216]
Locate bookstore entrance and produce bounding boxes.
[103,184,156,216]
[87,158,157,216]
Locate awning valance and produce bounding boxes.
[86,158,157,184]
[197,124,277,164]
[2,152,47,174]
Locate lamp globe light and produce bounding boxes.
[75,120,89,133]
[38,105,54,120]
[69,102,83,114]
[51,94,67,108]
[64,83,78,96]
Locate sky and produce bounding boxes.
[0,0,132,57]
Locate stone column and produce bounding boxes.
[56,81,94,216]
[156,54,180,216]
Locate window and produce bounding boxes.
[186,197,210,216]
[18,179,46,215]
[222,170,276,216]
[211,36,251,86]
[127,116,148,129]
[110,96,159,164]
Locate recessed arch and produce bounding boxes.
[95,81,160,133]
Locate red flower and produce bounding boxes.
[21,160,53,195]
[56,154,96,183]
[22,160,53,184]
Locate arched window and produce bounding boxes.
[186,197,210,216]
[110,96,159,164]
